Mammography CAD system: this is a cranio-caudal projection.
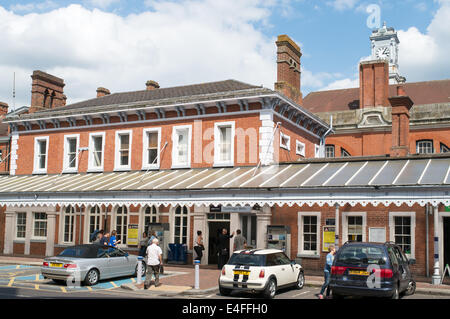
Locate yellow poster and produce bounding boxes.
[322,226,336,252]
[127,224,139,246]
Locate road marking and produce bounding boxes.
[35,284,39,290]
[292,291,309,298]
[16,265,20,269]
[110,281,118,288]
[60,287,67,293]
[131,278,135,283]
[8,278,14,287]
[87,286,93,291]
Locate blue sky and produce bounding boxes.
[0,0,448,108]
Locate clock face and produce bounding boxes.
[376,47,390,60]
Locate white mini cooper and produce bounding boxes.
[218,249,305,299]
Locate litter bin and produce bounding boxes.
[168,243,178,263]
[179,244,187,264]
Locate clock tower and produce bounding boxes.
[370,22,405,84]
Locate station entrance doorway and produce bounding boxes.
[207,212,231,266]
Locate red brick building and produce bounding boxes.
[0,30,449,284]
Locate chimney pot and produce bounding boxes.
[146,80,160,90]
[96,87,110,98]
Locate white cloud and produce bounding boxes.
[318,77,359,91]
[398,1,450,82]
[0,1,279,108]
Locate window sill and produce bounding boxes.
[114,167,131,172]
[297,253,321,259]
[213,162,234,168]
[141,165,160,171]
[87,168,104,173]
[32,171,47,175]
[171,164,191,169]
[30,239,47,243]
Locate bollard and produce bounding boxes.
[194,260,200,290]
[137,256,143,285]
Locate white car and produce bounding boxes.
[218,249,305,299]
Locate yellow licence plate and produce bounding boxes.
[349,270,369,276]
[233,270,250,276]
[50,263,63,268]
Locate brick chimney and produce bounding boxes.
[29,70,65,113]
[389,85,414,157]
[0,102,8,119]
[146,80,160,90]
[96,87,110,98]
[274,34,303,105]
[359,60,389,108]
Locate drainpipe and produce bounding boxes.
[319,116,333,158]
[432,205,441,285]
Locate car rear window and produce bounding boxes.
[336,246,386,265]
[58,245,97,258]
[227,253,266,266]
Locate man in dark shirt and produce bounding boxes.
[217,228,234,269]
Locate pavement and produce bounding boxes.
[1,255,450,297]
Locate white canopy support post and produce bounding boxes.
[432,205,441,285]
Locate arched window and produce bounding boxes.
[174,206,188,244]
[63,205,75,243]
[89,205,102,235]
[116,206,128,245]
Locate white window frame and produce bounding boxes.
[61,205,76,244]
[171,205,190,245]
[88,132,105,172]
[389,212,415,259]
[113,205,128,247]
[32,212,47,240]
[63,134,80,173]
[214,121,235,167]
[33,136,49,174]
[142,128,161,170]
[114,130,132,171]
[296,140,306,157]
[416,140,433,154]
[171,125,192,169]
[87,205,102,243]
[15,212,27,240]
[297,211,321,257]
[342,212,367,243]
[315,144,321,158]
[280,132,291,151]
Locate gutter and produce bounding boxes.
[319,115,334,157]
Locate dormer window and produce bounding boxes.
[416,140,433,154]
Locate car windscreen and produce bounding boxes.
[227,253,266,266]
[336,246,387,265]
[57,246,98,258]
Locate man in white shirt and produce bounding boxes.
[144,238,163,289]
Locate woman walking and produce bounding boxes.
[318,244,336,299]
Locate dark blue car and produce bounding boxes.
[330,242,416,299]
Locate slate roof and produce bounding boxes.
[39,79,262,113]
[303,79,450,113]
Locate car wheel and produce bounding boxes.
[391,284,400,299]
[263,278,277,299]
[219,285,232,296]
[404,280,416,296]
[296,272,305,289]
[84,269,99,286]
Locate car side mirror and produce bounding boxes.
[408,258,416,265]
